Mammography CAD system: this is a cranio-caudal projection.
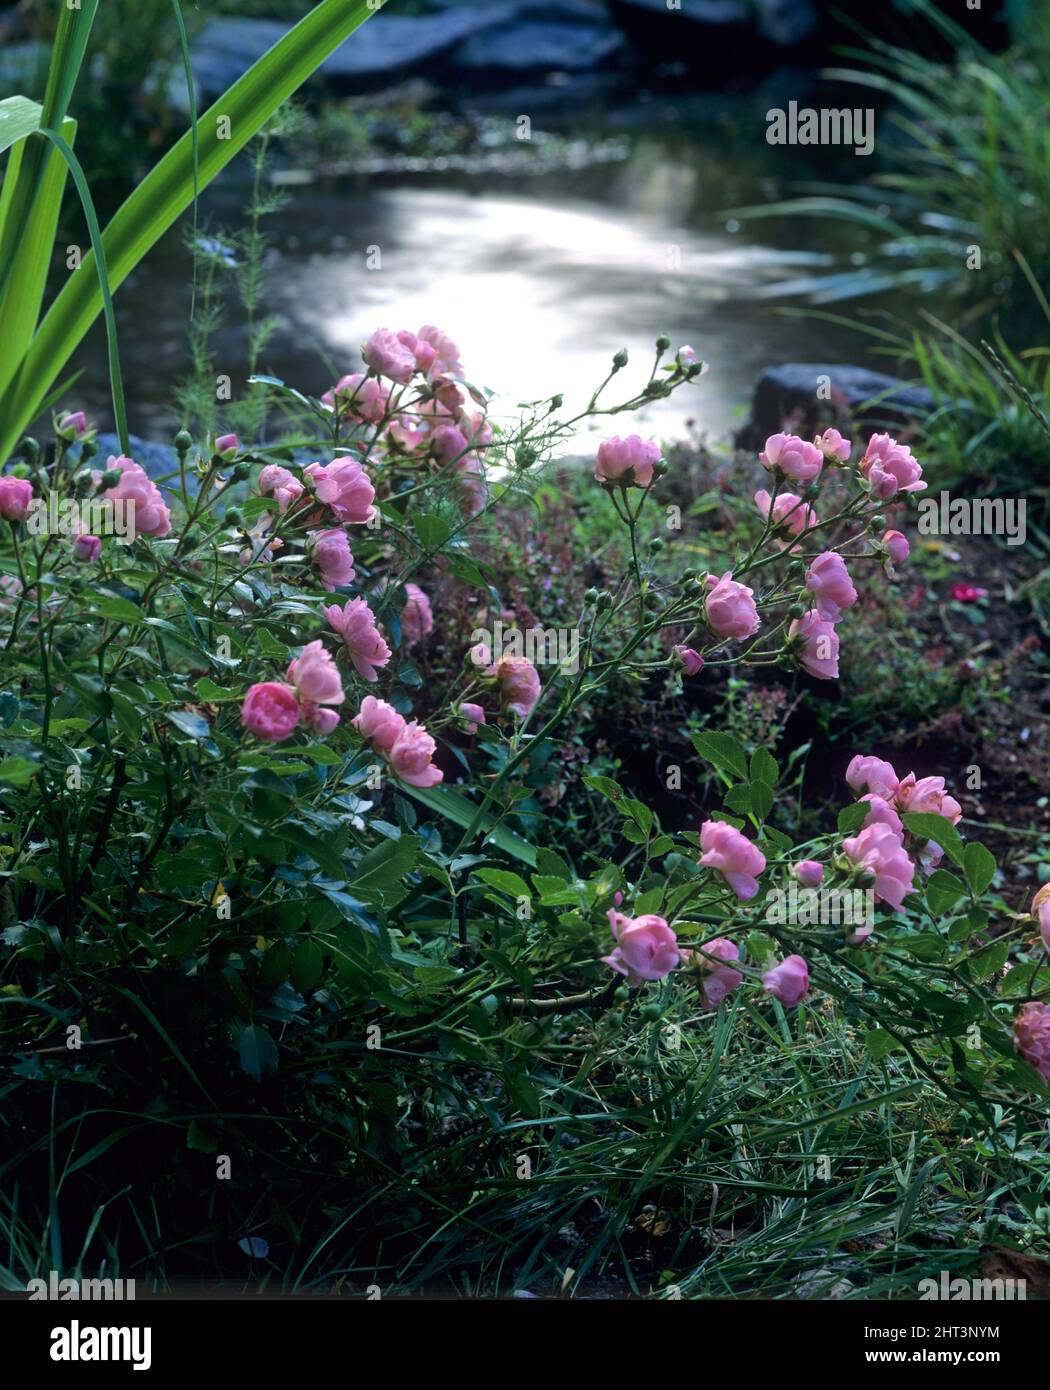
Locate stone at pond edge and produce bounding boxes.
[735,364,938,451]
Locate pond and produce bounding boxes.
[74,93,892,452]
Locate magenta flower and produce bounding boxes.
[325,598,392,683]
[842,822,915,910]
[705,571,760,641]
[754,489,816,541]
[1014,1003,1050,1083]
[309,528,355,591]
[72,534,102,563]
[594,435,661,489]
[0,476,35,522]
[286,640,345,708]
[401,583,433,644]
[258,464,304,514]
[352,695,406,752]
[882,530,909,565]
[789,609,839,679]
[362,327,417,385]
[488,654,541,719]
[104,456,171,538]
[699,819,766,901]
[241,682,300,742]
[304,457,376,525]
[805,551,857,622]
[602,910,679,985]
[846,754,900,802]
[388,720,443,788]
[762,955,810,1007]
[860,433,926,498]
[760,432,823,484]
[686,937,743,1009]
[673,645,704,676]
[792,860,824,888]
[814,428,851,462]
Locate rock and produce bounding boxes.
[190,9,517,98]
[736,364,937,449]
[93,434,180,483]
[607,0,818,74]
[451,11,625,79]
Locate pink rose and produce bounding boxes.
[699,819,766,901]
[242,682,300,742]
[846,754,900,801]
[705,571,760,641]
[286,640,345,708]
[602,910,679,984]
[860,794,903,835]
[400,325,463,380]
[459,702,486,734]
[754,489,816,540]
[1036,899,1050,956]
[401,583,433,643]
[814,428,851,462]
[301,702,340,736]
[352,695,406,752]
[805,551,857,621]
[322,373,390,424]
[594,436,661,489]
[489,654,541,719]
[388,720,443,787]
[842,822,915,910]
[72,534,102,563]
[674,645,704,676]
[762,954,810,1007]
[860,433,926,498]
[310,528,355,591]
[105,456,171,538]
[0,477,35,522]
[431,424,469,465]
[304,457,376,525]
[882,530,909,565]
[1013,1003,1050,1083]
[214,433,239,457]
[846,923,874,947]
[760,433,823,484]
[951,583,988,603]
[793,860,824,888]
[789,609,839,679]
[325,598,391,683]
[687,937,742,1009]
[258,464,304,514]
[362,327,417,384]
[57,410,90,440]
[894,773,962,824]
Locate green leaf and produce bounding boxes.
[290,939,324,993]
[901,812,965,868]
[401,784,536,867]
[749,780,774,822]
[962,841,996,896]
[410,510,452,548]
[0,755,39,787]
[691,730,748,781]
[238,1023,278,1082]
[925,869,968,917]
[0,0,380,465]
[837,801,868,833]
[351,835,420,893]
[475,868,531,899]
[749,748,779,786]
[865,1028,903,1062]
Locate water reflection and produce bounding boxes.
[76,126,876,450]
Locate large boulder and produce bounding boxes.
[607,0,819,75]
[736,364,937,449]
[450,6,626,80]
[189,9,516,98]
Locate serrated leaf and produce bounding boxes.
[691,730,748,780]
[901,812,965,867]
[963,841,996,896]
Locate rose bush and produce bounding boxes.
[1,330,1047,1295]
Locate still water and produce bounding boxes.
[75,109,882,452]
